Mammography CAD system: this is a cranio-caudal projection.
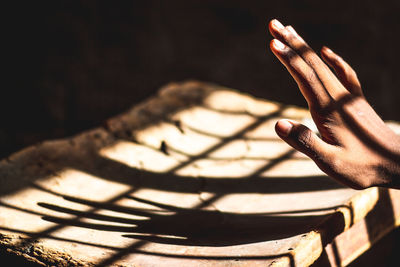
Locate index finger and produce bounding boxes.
[269,19,348,100]
[270,38,331,108]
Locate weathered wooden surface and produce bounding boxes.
[0,81,399,266]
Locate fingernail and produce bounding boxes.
[276,120,293,137]
[272,19,284,30]
[323,46,333,53]
[272,39,286,50]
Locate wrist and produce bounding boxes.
[377,126,400,188]
[376,155,400,189]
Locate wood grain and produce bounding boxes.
[0,81,399,266]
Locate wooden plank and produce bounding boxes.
[314,188,400,267]
[0,81,399,266]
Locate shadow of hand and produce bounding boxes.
[39,194,332,247]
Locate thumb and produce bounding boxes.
[275,119,334,161]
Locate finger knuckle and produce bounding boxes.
[282,50,297,64]
[307,70,317,82]
[306,55,321,68]
[305,70,321,89]
[286,25,294,33]
[281,28,291,39]
[282,28,297,44]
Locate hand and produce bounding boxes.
[268,19,400,189]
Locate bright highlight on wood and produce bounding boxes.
[1,81,400,266]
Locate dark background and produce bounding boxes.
[2,1,400,265]
[3,0,400,157]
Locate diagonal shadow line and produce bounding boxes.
[37,202,149,225]
[93,190,300,266]
[10,86,396,266]
[34,187,343,221]
[70,154,343,194]
[1,82,342,267]
[12,105,316,265]
[4,186,334,249]
[41,216,138,232]
[330,240,341,267]
[0,224,295,266]
[96,240,148,267]
[165,107,285,173]
[36,190,335,244]
[33,184,170,218]
[32,133,336,265]
[0,201,47,217]
[0,224,293,265]
[63,148,319,266]
[199,105,268,116]
[163,117,283,142]
[96,192,229,266]
[1,200,146,229]
[199,104,293,120]
[13,187,139,249]
[4,189,338,253]
[126,195,353,216]
[128,137,310,161]
[3,194,348,225]
[28,151,334,266]
[249,149,296,177]
[0,226,122,251]
[76,94,400,266]
[364,188,396,253]
[126,194,228,212]
[98,187,298,267]
[336,95,400,163]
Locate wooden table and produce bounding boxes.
[1,81,400,266]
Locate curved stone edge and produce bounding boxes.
[2,80,398,266]
[0,80,280,266]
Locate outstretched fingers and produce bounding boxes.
[269,19,349,100]
[320,46,363,96]
[270,38,330,107]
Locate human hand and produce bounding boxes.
[268,19,400,189]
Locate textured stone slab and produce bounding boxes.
[0,81,399,266]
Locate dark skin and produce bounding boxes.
[268,19,400,189]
